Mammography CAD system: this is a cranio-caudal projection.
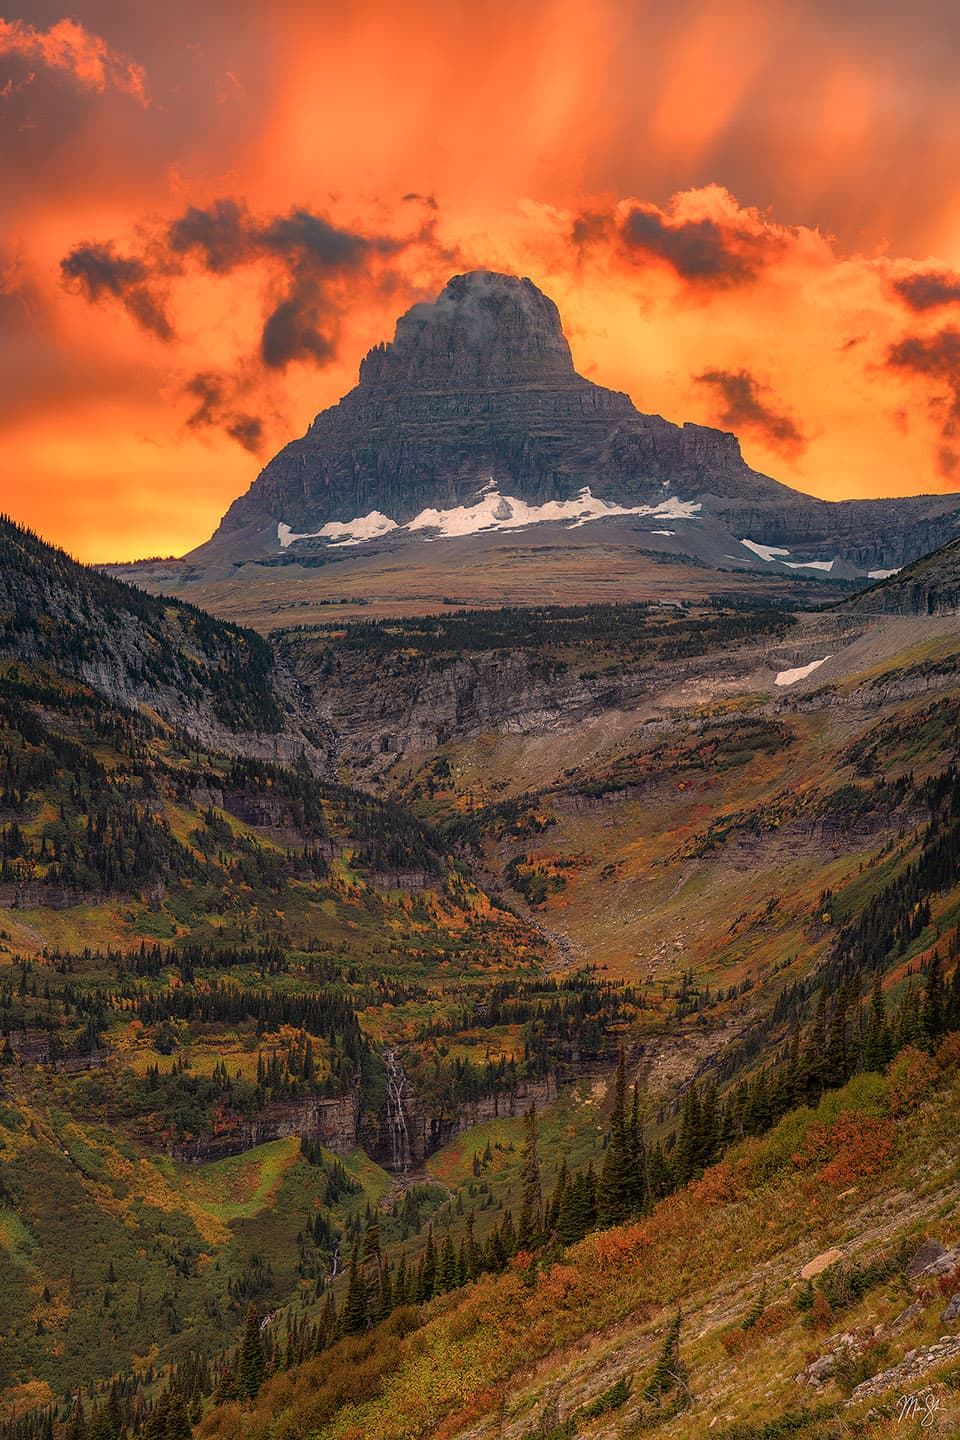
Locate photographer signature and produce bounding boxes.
[896,1389,944,1427]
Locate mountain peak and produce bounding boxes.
[357,270,580,391]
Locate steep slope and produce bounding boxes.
[0,514,325,763]
[843,530,960,614]
[186,271,960,578]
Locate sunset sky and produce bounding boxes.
[5,1,960,560]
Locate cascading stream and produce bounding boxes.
[384,1047,412,1174]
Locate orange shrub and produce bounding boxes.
[755,1302,793,1336]
[792,1112,895,1186]
[887,1046,938,1116]
[935,1032,960,1075]
[720,1327,750,1357]
[591,1223,649,1271]
[690,1161,743,1206]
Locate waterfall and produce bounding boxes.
[384,1047,412,1174]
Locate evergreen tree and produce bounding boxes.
[165,1395,192,1440]
[863,971,887,1071]
[824,978,850,1088]
[517,1105,543,1247]
[924,951,946,1045]
[341,1241,368,1335]
[644,1310,687,1406]
[598,1048,640,1224]
[236,1302,267,1399]
[65,1395,86,1440]
[437,1235,458,1293]
[672,1083,702,1186]
[421,1224,438,1298]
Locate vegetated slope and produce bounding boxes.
[0,655,578,1424]
[0,515,316,758]
[9,586,960,1438]
[194,1034,960,1440]
[182,645,960,1438]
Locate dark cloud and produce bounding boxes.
[261,292,335,369]
[886,328,960,476]
[165,197,402,369]
[184,371,264,454]
[168,198,251,274]
[224,413,264,452]
[60,241,173,340]
[619,207,766,285]
[259,209,370,266]
[892,270,960,313]
[402,192,438,210]
[64,197,409,374]
[571,211,611,247]
[696,368,807,456]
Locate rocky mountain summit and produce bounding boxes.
[192,270,960,578]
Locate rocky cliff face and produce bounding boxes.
[171,1093,360,1164]
[843,532,960,614]
[195,270,960,574]
[198,271,789,555]
[363,1072,560,1171]
[0,514,331,769]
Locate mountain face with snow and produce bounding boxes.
[194,270,960,574]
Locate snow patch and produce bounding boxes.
[740,538,791,562]
[868,567,901,580]
[279,486,702,549]
[278,513,398,548]
[783,558,836,573]
[775,656,831,687]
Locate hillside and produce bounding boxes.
[844,532,960,616]
[6,528,960,1439]
[0,516,323,765]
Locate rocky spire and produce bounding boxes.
[357,271,581,391]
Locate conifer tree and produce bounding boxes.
[546,1155,568,1234]
[65,1395,86,1440]
[863,971,890,1072]
[517,1105,543,1247]
[236,1302,267,1398]
[824,978,851,1087]
[422,1224,438,1298]
[341,1241,368,1334]
[644,1310,687,1406]
[165,1395,192,1440]
[598,1048,640,1224]
[924,951,946,1045]
[437,1234,458,1292]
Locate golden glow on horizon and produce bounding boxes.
[4,1,960,562]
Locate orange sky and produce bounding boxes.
[5,0,960,560]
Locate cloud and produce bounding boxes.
[892,270,960,313]
[0,17,146,102]
[621,209,756,284]
[574,187,788,288]
[184,372,264,454]
[60,242,173,340]
[165,197,403,368]
[886,328,960,475]
[695,368,807,456]
[168,199,251,274]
